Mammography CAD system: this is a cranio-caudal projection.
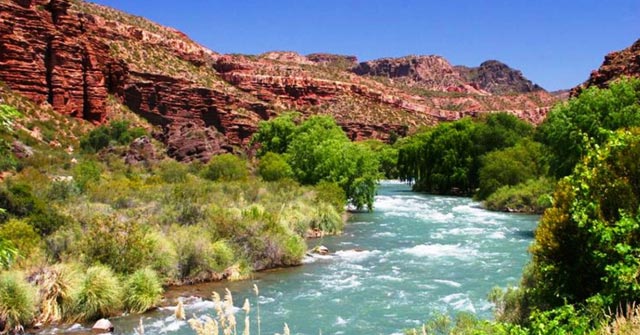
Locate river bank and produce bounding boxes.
[57,181,538,335]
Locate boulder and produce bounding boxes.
[311,245,330,255]
[92,319,113,332]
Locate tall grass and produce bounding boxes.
[0,271,37,332]
[124,268,164,313]
[34,263,81,324]
[70,265,122,321]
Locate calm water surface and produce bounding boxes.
[56,181,538,335]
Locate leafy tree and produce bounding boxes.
[537,77,640,177]
[252,112,299,156]
[398,113,533,195]
[527,129,640,311]
[254,114,380,210]
[476,140,548,200]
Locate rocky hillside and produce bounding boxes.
[573,38,640,95]
[455,60,545,94]
[0,0,557,162]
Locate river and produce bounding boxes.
[59,181,538,335]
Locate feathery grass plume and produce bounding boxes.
[243,315,250,335]
[175,299,185,320]
[421,324,427,335]
[242,298,250,314]
[70,264,122,321]
[601,302,640,335]
[0,271,37,333]
[189,315,219,335]
[283,323,290,335]
[253,284,261,335]
[135,318,145,335]
[34,263,81,324]
[124,268,164,314]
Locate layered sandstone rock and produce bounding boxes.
[0,0,557,162]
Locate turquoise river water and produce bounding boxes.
[50,181,539,335]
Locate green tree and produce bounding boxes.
[252,112,299,156]
[527,129,640,311]
[476,140,547,200]
[537,77,640,177]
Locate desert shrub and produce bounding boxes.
[72,160,102,192]
[142,231,178,279]
[156,159,190,183]
[0,183,40,217]
[46,180,79,202]
[201,154,249,182]
[408,312,527,335]
[210,240,235,271]
[124,268,163,314]
[70,265,122,321]
[80,120,146,153]
[170,225,221,280]
[0,219,43,267]
[0,271,36,332]
[0,139,17,172]
[484,178,555,214]
[258,152,293,181]
[80,215,155,274]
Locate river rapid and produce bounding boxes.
[55,181,539,335]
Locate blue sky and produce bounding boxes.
[91,0,639,91]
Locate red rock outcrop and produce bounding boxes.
[572,38,640,95]
[0,0,558,161]
[455,60,545,94]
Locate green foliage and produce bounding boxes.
[80,216,156,274]
[314,181,347,212]
[528,305,594,335]
[80,120,146,153]
[484,178,555,214]
[0,183,66,236]
[309,202,344,234]
[408,312,527,335]
[398,113,533,195]
[0,139,17,172]
[201,154,249,182]
[537,77,640,177]
[71,265,123,321]
[527,129,640,312]
[254,114,380,211]
[0,219,43,266]
[0,104,22,133]
[156,159,190,183]
[258,152,293,181]
[477,140,548,200]
[358,139,400,179]
[0,271,36,332]
[124,268,164,314]
[252,112,299,156]
[72,160,102,192]
[170,225,227,280]
[0,237,17,270]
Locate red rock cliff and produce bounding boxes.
[0,0,557,161]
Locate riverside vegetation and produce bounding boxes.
[0,87,386,332]
[2,78,640,334]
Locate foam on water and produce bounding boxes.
[402,243,478,260]
[335,249,380,262]
[434,279,462,287]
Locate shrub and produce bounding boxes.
[314,181,347,212]
[142,231,178,280]
[201,154,249,182]
[124,268,163,314]
[309,203,344,234]
[72,160,102,192]
[80,216,154,274]
[258,152,293,181]
[484,177,555,214]
[0,218,44,268]
[0,271,37,332]
[170,225,220,280]
[80,120,146,153]
[71,265,122,321]
[157,159,190,183]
